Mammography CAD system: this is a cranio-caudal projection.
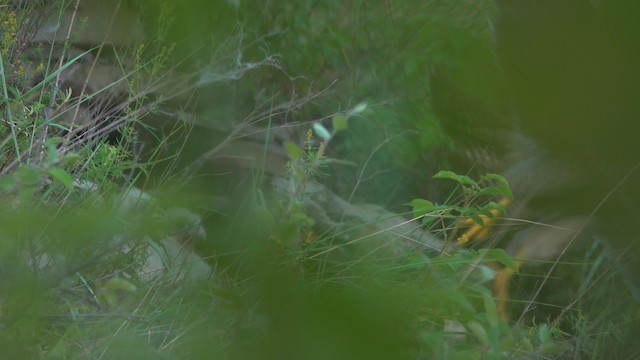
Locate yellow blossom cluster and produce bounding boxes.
[1,10,17,55]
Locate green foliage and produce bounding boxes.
[478,248,518,274]
[0,1,635,358]
[433,171,513,200]
[409,171,512,254]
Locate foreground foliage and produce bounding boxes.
[0,1,638,359]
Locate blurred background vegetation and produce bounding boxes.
[1,0,639,358]
[152,0,508,207]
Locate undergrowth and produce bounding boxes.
[0,1,637,359]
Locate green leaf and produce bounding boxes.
[478,207,496,218]
[476,186,512,198]
[433,170,477,187]
[483,291,500,328]
[481,201,507,216]
[62,152,83,164]
[407,198,435,218]
[476,265,496,283]
[47,167,73,189]
[98,278,137,307]
[538,324,551,343]
[45,140,58,164]
[283,141,304,161]
[332,114,348,132]
[350,102,368,115]
[469,214,484,226]
[480,173,513,199]
[103,278,137,293]
[313,122,332,141]
[478,248,518,273]
[467,320,489,346]
[480,173,510,186]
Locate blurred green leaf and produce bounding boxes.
[478,248,518,274]
[469,214,484,226]
[332,114,348,132]
[479,173,513,199]
[62,152,83,164]
[313,122,332,141]
[467,320,489,346]
[104,278,137,293]
[47,167,73,189]
[283,141,304,161]
[45,140,58,164]
[475,186,512,199]
[350,102,367,115]
[408,198,435,218]
[434,170,477,188]
[97,278,137,307]
[481,201,507,216]
[483,292,499,329]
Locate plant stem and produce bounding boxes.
[0,52,21,160]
